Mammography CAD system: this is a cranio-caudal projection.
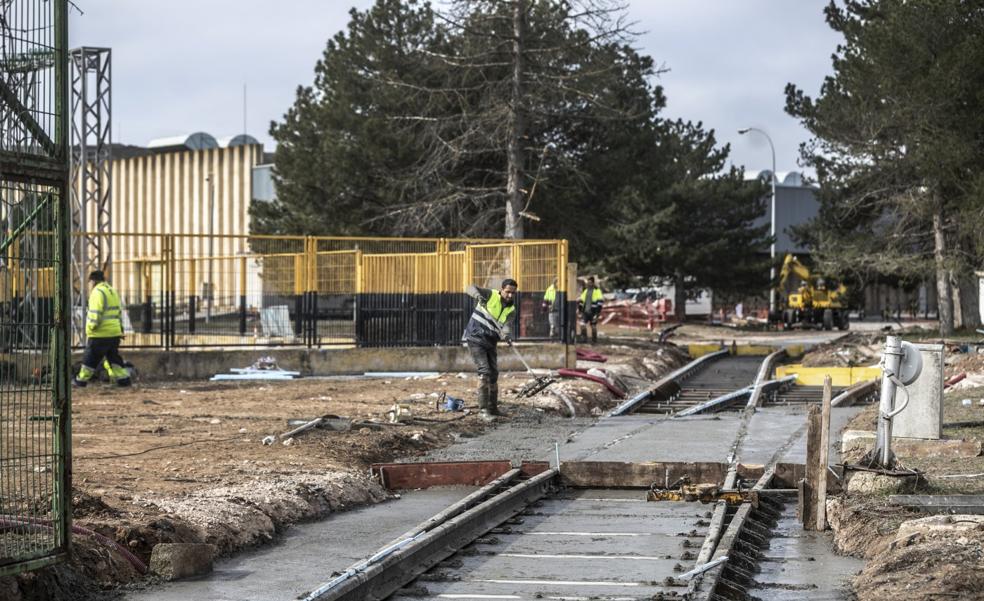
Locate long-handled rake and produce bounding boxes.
[508,340,557,398]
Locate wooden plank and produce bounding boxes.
[519,461,552,478]
[888,495,984,514]
[817,376,832,530]
[371,460,512,490]
[559,460,735,488]
[803,404,822,530]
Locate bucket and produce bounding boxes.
[445,396,464,411]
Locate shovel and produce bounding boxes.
[507,340,557,398]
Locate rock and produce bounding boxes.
[846,471,917,495]
[841,429,982,458]
[149,543,217,580]
[896,514,984,542]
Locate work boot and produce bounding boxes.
[72,377,87,388]
[488,383,500,416]
[591,327,598,345]
[116,377,132,387]
[477,377,491,413]
[578,326,587,343]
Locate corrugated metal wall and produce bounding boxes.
[91,144,262,260]
[86,144,262,300]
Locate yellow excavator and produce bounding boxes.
[774,254,850,330]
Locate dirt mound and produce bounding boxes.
[801,331,884,367]
[515,342,688,417]
[149,471,388,553]
[853,514,984,600]
[826,496,917,559]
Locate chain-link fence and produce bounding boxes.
[0,0,72,577]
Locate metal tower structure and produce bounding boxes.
[69,46,112,344]
[0,4,55,348]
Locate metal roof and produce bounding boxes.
[146,132,219,151]
[218,134,260,148]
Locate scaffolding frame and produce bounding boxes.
[69,46,111,344]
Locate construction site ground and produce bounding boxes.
[803,332,984,600]
[3,337,689,600]
[6,321,980,601]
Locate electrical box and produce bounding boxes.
[893,343,943,440]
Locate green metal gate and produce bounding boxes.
[0,0,72,575]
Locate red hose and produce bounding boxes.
[557,368,626,398]
[576,348,608,362]
[945,372,967,388]
[0,515,148,574]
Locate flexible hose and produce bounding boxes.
[556,368,626,398]
[0,515,148,574]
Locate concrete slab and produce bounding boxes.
[392,490,706,600]
[842,430,982,458]
[93,343,573,382]
[120,488,474,601]
[561,414,740,463]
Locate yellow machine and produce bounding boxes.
[774,254,850,330]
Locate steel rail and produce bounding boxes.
[609,349,728,415]
[305,469,557,601]
[747,348,788,408]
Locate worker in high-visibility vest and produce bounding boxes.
[542,277,560,338]
[463,278,518,420]
[74,271,132,387]
[577,276,604,344]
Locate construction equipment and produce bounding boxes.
[772,254,850,331]
[507,340,557,398]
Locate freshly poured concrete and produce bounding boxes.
[118,380,865,600]
[391,489,708,601]
[120,488,474,601]
[745,507,863,600]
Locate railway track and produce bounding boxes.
[307,348,871,601]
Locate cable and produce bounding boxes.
[79,436,242,460]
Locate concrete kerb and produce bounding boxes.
[68,343,575,382]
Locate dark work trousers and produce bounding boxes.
[81,336,125,372]
[467,341,499,413]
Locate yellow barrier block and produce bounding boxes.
[733,345,775,357]
[688,344,724,358]
[775,364,881,386]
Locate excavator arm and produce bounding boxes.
[777,254,813,291]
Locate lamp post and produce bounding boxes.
[205,173,214,323]
[738,127,777,314]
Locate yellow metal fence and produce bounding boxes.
[62,233,569,348]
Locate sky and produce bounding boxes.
[70,0,842,175]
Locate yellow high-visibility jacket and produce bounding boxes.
[86,282,123,338]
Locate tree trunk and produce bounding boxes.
[950,270,963,330]
[958,268,981,330]
[932,207,954,336]
[674,272,687,323]
[503,0,526,239]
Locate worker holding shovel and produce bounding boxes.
[463,279,518,420]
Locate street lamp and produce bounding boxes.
[738,127,777,314]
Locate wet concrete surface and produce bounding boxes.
[745,503,864,600]
[117,488,474,601]
[117,368,865,600]
[391,489,707,601]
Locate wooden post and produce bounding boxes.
[802,403,822,530]
[816,375,833,531]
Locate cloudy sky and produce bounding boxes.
[70,0,841,175]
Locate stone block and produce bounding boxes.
[845,471,917,496]
[896,514,984,542]
[149,543,217,580]
[841,429,981,458]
